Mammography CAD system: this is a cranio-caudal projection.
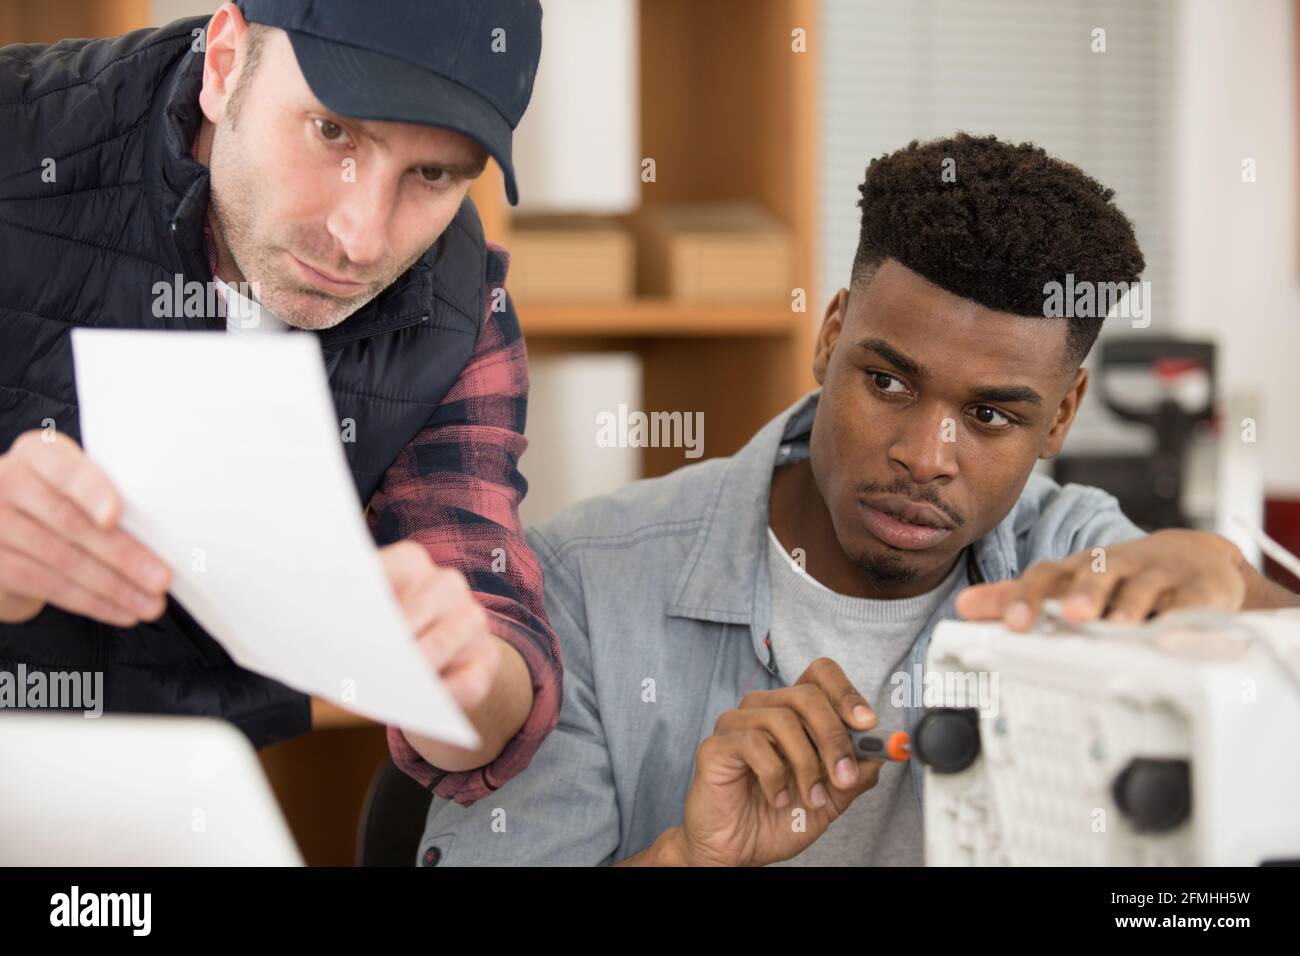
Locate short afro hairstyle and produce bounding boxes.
[851,133,1145,370]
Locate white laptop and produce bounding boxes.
[0,713,303,865]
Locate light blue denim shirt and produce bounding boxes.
[418,390,1147,865]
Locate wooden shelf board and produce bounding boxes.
[517,299,805,337]
[311,697,378,730]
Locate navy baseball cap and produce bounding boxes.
[237,0,542,205]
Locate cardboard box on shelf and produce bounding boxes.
[634,201,793,303]
[507,215,635,304]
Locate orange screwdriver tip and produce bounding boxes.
[886,731,912,762]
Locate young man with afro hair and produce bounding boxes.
[413,133,1299,867]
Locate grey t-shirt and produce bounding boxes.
[765,526,967,866]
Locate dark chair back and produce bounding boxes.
[357,758,433,866]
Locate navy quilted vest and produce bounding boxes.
[0,18,489,747]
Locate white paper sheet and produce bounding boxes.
[70,329,479,748]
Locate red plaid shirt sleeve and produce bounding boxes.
[366,241,562,807]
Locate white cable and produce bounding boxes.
[1231,512,1300,582]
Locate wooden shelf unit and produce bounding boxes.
[471,0,821,478]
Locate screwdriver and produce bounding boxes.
[847,728,911,762]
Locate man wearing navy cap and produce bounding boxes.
[0,0,560,806]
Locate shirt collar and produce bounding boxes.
[665,390,822,642]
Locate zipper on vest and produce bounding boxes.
[319,312,433,349]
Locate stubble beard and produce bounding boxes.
[848,545,920,587]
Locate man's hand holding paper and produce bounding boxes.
[68,329,486,750]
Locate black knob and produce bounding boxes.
[912,708,981,774]
[1111,758,1191,832]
